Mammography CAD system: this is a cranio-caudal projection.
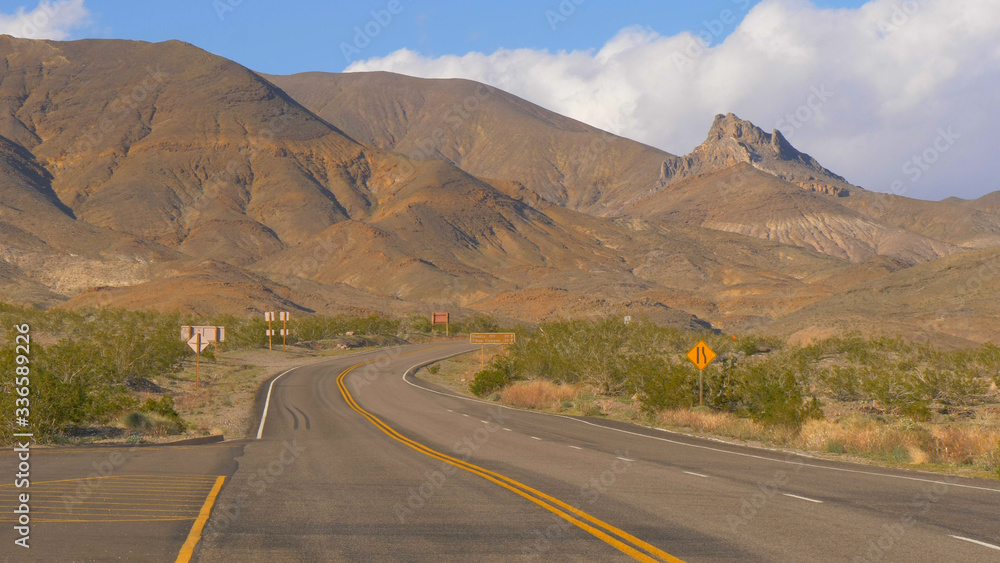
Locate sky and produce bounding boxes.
[0,0,997,201]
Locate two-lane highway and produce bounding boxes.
[194,342,1000,561]
[6,342,999,561]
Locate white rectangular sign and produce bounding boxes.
[182,326,223,342]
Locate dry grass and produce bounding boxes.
[795,415,1000,468]
[655,409,1000,475]
[655,408,1000,473]
[501,380,578,410]
[658,408,798,444]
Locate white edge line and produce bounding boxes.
[400,354,1000,494]
[950,535,1000,551]
[783,493,823,504]
[531,436,542,440]
[569,445,583,450]
[256,366,302,440]
[617,457,635,462]
[684,471,709,478]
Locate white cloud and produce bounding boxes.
[0,0,89,40]
[347,0,1000,200]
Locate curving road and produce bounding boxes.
[194,342,1000,562]
[6,342,1000,561]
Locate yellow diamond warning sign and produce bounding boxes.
[687,341,716,370]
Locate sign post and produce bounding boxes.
[279,312,290,351]
[265,312,275,350]
[195,333,201,389]
[686,340,717,406]
[470,333,516,370]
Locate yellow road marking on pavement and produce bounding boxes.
[336,359,684,563]
[0,475,221,525]
[4,489,212,497]
[0,517,196,523]
[175,475,226,563]
[0,444,236,456]
[0,474,219,487]
[9,500,204,507]
[14,511,201,518]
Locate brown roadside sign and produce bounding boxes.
[432,312,450,324]
[470,333,516,344]
[687,340,716,370]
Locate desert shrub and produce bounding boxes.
[820,366,864,401]
[470,367,510,397]
[735,335,781,356]
[470,356,515,397]
[141,395,180,418]
[636,358,697,413]
[859,363,931,420]
[426,365,440,375]
[121,411,184,435]
[922,366,988,406]
[716,360,816,427]
[123,411,152,430]
[404,314,433,335]
[0,342,138,441]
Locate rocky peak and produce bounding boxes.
[660,113,855,197]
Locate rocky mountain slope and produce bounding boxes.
[263,71,670,215]
[656,113,855,197]
[0,36,998,344]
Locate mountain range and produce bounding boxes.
[1,35,997,345]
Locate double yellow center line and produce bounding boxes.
[336,354,684,562]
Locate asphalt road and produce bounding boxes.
[4,342,1000,561]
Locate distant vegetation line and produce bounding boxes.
[473,319,1000,425]
[0,303,500,443]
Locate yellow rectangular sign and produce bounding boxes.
[470,333,516,344]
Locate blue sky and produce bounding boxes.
[3,0,865,74]
[0,0,997,200]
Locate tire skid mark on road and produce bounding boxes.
[294,406,312,430]
[284,406,300,430]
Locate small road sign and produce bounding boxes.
[279,312,290,321]
[431,312,450,336]
[470,333,516,344]
[187,335,210,353]
[687,341,716,371]
[623,315,632,325]
[470,333,515,369]
[687,340,716,406]
[181,326,224,342]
